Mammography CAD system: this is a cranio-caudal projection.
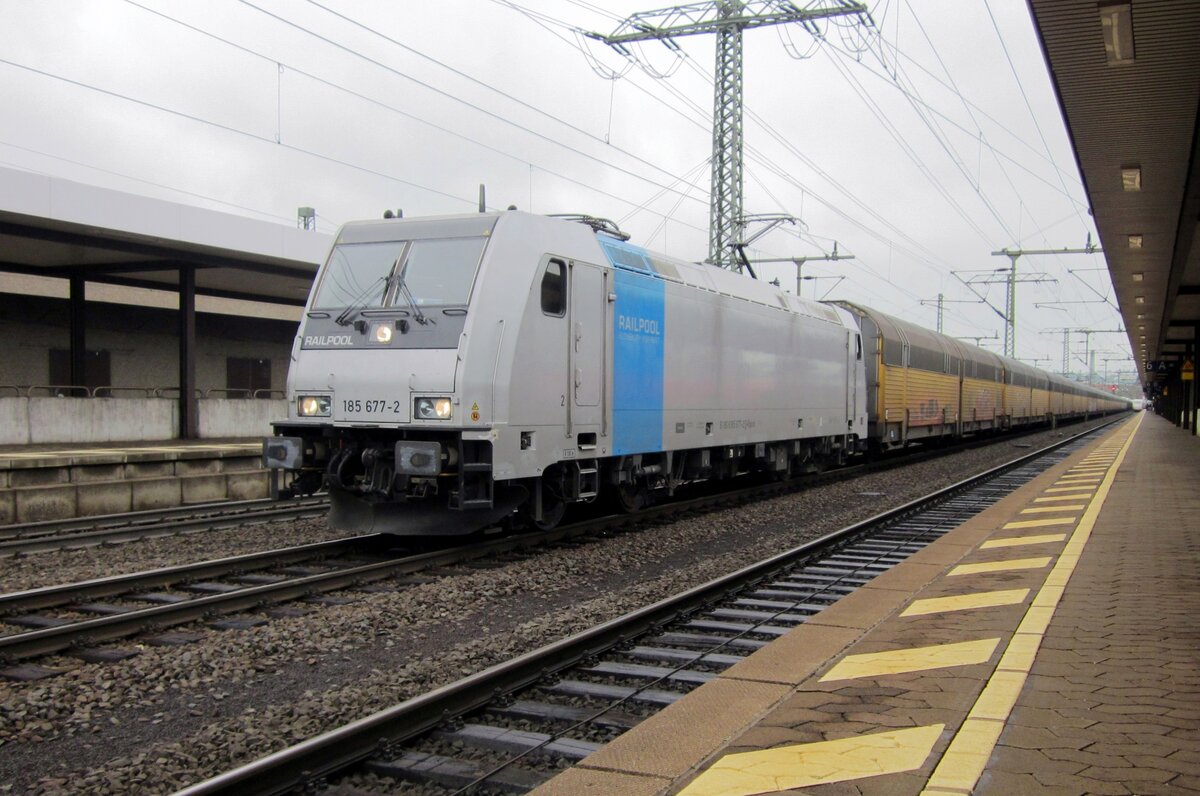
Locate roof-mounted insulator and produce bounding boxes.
[548,213,631,241]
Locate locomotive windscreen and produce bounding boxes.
[311,236,488,310]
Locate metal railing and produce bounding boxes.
[2,386,284,399]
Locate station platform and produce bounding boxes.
[536,412,1200,795]
[0,438,268,524]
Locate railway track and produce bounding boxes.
[0,497,329,557]
[0,417,1097,561]
[0,417,1121,676]
[174,419,1121,795]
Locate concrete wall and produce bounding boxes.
[0,294,296,393]
[0,397,286,444]
[199,398,288,438]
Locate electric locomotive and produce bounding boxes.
[263,210,869,535]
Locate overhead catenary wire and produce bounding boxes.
[0,1,1125,364]
[483,0,1027,295]
[0,56,480,210]
[114,1,716,236]
[0,137,341,232]
[487,0,969,276]
[287,0,711,209]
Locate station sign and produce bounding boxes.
[1145,360,1174,376]
[1183,359,1195,382]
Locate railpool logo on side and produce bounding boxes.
[304,335,354,346]
[618,314,661,336]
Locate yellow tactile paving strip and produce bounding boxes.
[1000,516,1077,529]
[818,639,1001,683]
[918,433,1136,792]
[899,589,1029,618]
[530,415,1151,796]
[978,533,1067,548]
[1018,504,1085,513]
[947,556,1051,577]
[675,725,946,795]
[920,416,1143,794]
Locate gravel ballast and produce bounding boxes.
[0,419,1120,794]
[0,515,350,595]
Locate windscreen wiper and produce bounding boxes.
[383,251,432,327]
[395,276,431,326]
[333,275,386,329]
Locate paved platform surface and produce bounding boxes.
[533,412,1200,795]
[0,438,261,468]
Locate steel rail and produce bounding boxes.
[0,498,329,556]
[0,472,805,662]
[174,416,1127,796]
[0,416,1124,667]
[0,497,324,539]
[0,536,386,615]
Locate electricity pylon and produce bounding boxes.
[588,1,870,270]
[919,293,982,334]
[956,266,1056,359]
[752,241,854,296]
[991,237,1102,357]
[1041,328,1077,374]
[1074,327,1126,384]
[957,333,1000,348]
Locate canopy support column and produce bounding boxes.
[68,271,86,391]
[179,265,198,439]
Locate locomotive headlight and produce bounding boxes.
[297,395,331,417]
[371,323,393,344]
[414,396,452,420]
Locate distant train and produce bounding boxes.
[263,211,1129,535]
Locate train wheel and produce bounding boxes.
[615,482,649,513]
[532,497,566,530]
[516,485,566,531]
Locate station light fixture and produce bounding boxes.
[1121,165,1141,191]
[1135,295,1145,304]
[1100,2,1135,65]
[1127,235,1143,249]
[1132,271,1144,281]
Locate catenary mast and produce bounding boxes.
[589,1,869,270]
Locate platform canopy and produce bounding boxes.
[0,165,329,306]
[1028,0,1200,380]
[0,164,332,438]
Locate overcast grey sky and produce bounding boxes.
[0,0,1132,379]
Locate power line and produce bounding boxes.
[0,56,477,209]
[0,137,339,231]
[586,1,873,268]
[287,0,712,212]
[492,0,999,284]
[982,0,1088,236]
[117,1,715,234]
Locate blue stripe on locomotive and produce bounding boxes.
[608,253,665,456]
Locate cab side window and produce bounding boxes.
[541,259,565,316]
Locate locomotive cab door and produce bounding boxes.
[848,330,861,433]
[567,261,608,444]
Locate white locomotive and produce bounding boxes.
[263,211,1126,535]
